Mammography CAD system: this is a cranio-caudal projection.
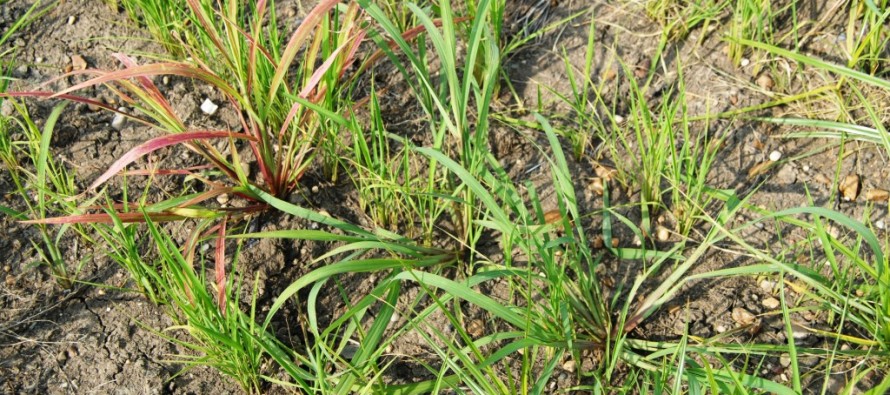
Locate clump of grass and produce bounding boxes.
[354,0,502,248]
[0,102,90,287]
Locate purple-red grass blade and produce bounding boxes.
[276,43,347,139]
[267,0,341,104]
[22,211,188,224]
[88,131,256,191]
[0,91,158,128]
[215,216,228,314]
[112,53,179,122]
[51,63,241,104]
[121,164,216,176]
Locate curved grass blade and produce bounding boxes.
[88,131,255,190]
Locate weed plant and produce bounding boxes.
[5,0,890,393]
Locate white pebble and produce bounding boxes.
[740,58,750,67]
[111,108,126,130]
[769,150,782,162]
[614,115,625,124]
[67,16,76,25]
[876,219,885,230]
[200,98,219,115]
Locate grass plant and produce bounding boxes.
[5,0,890,393]
[0,102,90,286]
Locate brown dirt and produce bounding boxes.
[1,0,887,393]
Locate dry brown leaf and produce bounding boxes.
[589,177,604,195]
[747,161,773,178]
[840,174,860,201]
[595,164,617,181]
[865,188,889,202]
[71,54,87,71]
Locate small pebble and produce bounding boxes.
[731,307,757,326]
[776,165,797,184]
[757,74,775,90]
[790,323,810,340]
[67,15,76,25]
[740,58,750,67]
[97,288,106,296]
[779,353,791,367]
[162,76,170,85]
[3,265,9,272]
[768,150,782,162]
[656,225,669,242]
[876,219,885,230]
[762,297,780,309]
[1,101,14,117]
[311,185,319,194]
[390,312,399,323]
[714,324,727,333]
[562,360,576,373]
[200,98,219,115]
[111,110,126,130]
[216,193,229,205]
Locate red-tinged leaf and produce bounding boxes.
[120,164,215,177]
[51,63,240,103]
[0,91,159,128]
[277,44,347,139]
[112,54,178,121]
[88,131,256,191]
[22,211,187,224]
[176,186,238,208]
[215,216,228,314]
[186,0,229,63]
[340,30,367,80]
[268,0,341,104]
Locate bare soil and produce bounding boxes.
[1,0,886,393]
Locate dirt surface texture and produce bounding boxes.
[1,0,886,394]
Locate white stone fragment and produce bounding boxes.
[740,58,750,67]
[111,107,126,130]
[200,98,219,115]
[769,150,782,162]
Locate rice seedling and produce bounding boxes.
[841,0,890,74]
[0,102,90,287]
[107,0,190,57]
[645,0,729,41]
[354,0,502,248]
